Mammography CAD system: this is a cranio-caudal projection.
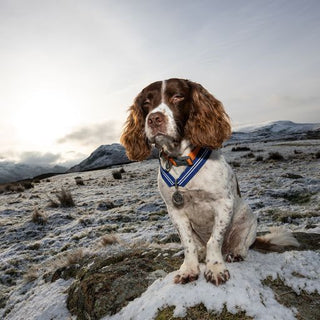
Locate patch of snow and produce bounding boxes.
[105,250,319,320]
[3,279,73,320]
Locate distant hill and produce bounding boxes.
[68,121,320,173]
[229,120,320,144]
[67,144,132,173]
[0,162,66,184]
[1,121,319,182]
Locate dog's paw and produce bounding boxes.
[204,263,230,285]
[225,253,244,263]
[174,264,199,284]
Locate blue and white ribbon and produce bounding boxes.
[160,148,212,187]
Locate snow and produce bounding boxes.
[1,133,319,319]
[4,279,73,320]
[105,250,319,320]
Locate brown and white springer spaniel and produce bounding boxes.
[120,78,299,285]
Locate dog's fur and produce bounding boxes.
[121,78,299,285]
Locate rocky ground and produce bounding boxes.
[0,138,319,319]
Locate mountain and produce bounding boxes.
[68,143,159,173]
[67,144,132,173]
[1,121,319,182]
[68,121,320,173]
[0,162,66,184]
[229,120,320,144]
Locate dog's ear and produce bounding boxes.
[184,80,231,149]
[120,98,151,161]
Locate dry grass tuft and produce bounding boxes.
[32,208,48,225]
[48,188,75,207]
[100,234,119,246]
[24,266,39,283]
[57,188,75,207]
[66,249,84,265]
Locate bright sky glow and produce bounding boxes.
[0,0,319,165]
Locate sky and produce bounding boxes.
[0,0,319,167]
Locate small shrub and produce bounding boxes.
[15,184,25,192]
[255,155,263,161]
[4,183,25,193]
[112,170,122,180]
[119,168,126,173]
[75,177,84,186]
[315,150,320,159]
[268,152,284,161]
[22,181,34,189]
[32,208,48,225]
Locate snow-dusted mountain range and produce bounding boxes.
[1,121,319,184]
[0,162,66,184]
[70,120,320,173]
[229,120,320,144]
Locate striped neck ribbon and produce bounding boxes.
[160,147,212,187]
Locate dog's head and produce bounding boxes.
[120,78,231,161]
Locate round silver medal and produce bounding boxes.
[172,190,184,208]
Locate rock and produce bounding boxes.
[97,201,115,211]
[281,173,303,179]
[47,233,320,319]
[66,248,182,319]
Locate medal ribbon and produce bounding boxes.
[160,147,212,187]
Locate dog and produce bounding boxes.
[120,78,299,285]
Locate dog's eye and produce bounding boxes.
[171,94,184,104]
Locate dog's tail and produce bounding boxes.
[250,227,300,252]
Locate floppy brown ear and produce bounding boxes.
[120,101,151,161]
[184,81,231,149]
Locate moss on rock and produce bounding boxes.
[66,248,182,319]
[155,304,252,320]
[262,276,320,320]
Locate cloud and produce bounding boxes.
[57,121,121,146]
[18,152,62,166]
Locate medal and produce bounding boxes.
[172,190,184,207]
[172,179,184,208]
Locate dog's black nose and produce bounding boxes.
[147,112,164,128]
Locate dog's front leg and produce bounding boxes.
[169,210,200,284]
[205,200,233,285]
